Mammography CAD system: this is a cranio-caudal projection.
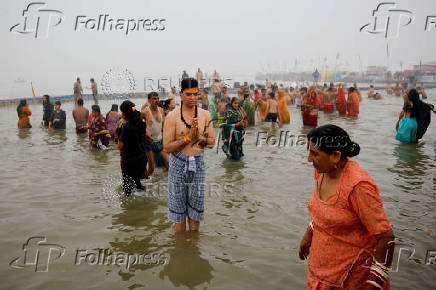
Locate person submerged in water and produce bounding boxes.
[395,104,418,144]
[265,92,279,129]
[49,101,66,130]
[90,105,110,149]
[72,98,89,134]
[347,87,360,117]
[302,88,321,126]
[106,104,121,140]
[222,97,247,160]
[368,85,375,99]
[17,99,32,129]
[41,94,54,128]
[163,78,215,232]
[403,89,436,141]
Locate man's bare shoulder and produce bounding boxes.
[198,107,211,119]
[166,109,179,120]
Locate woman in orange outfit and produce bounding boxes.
[300,124,395,290]
[347,87,360,117]
[277,90,290,124]
[17,99,32,129]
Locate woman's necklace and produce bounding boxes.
[180,102,198,129]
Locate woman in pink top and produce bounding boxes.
[106,104,121,140]
[300,124,395,289]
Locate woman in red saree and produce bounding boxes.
[336,84,347,115]
[347,87,360,117]
[300,125,395,290]
[302,89,321,126]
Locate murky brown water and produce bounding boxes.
[1,93,435,289]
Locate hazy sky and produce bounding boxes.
[1,0,436,98]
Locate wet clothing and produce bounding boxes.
[42,102,54,128]
[323,104,334,113]
[258,99,267,120]
[146,107,163,142]
[396,117,418,144]
[222,106,245,160]
[308,160,392,289]
[168,151,205,223]
[119,119,148,195]
[51,110,66,129]
[242,99,255,126]
[347,92,360,117]
[278,94,290,124]
[408,93,433,140]
[90,115,109,149]
[336,88,347,115]
[106,111,121,139]
[17,106,32,129]
[265,113,278,122]
[73,106,89,133]
[302,93,320,126]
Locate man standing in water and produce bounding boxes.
[144,92,169,170]
[163,78,215,232]
[72,99,89,133]
[265,92,279,129]
[90,78,98,105]
[49,101,66,130]
[73,78,83,106]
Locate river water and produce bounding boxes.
[0,93,435,289]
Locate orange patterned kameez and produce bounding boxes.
[307,160,392,289]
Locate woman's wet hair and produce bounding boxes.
[91,105,100,114]
[120,100,145,132]
[111,104,118,111]
[17,99,26,117]
[120,100,140,121]
[403,103,413,114]
[307,124,360,158]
